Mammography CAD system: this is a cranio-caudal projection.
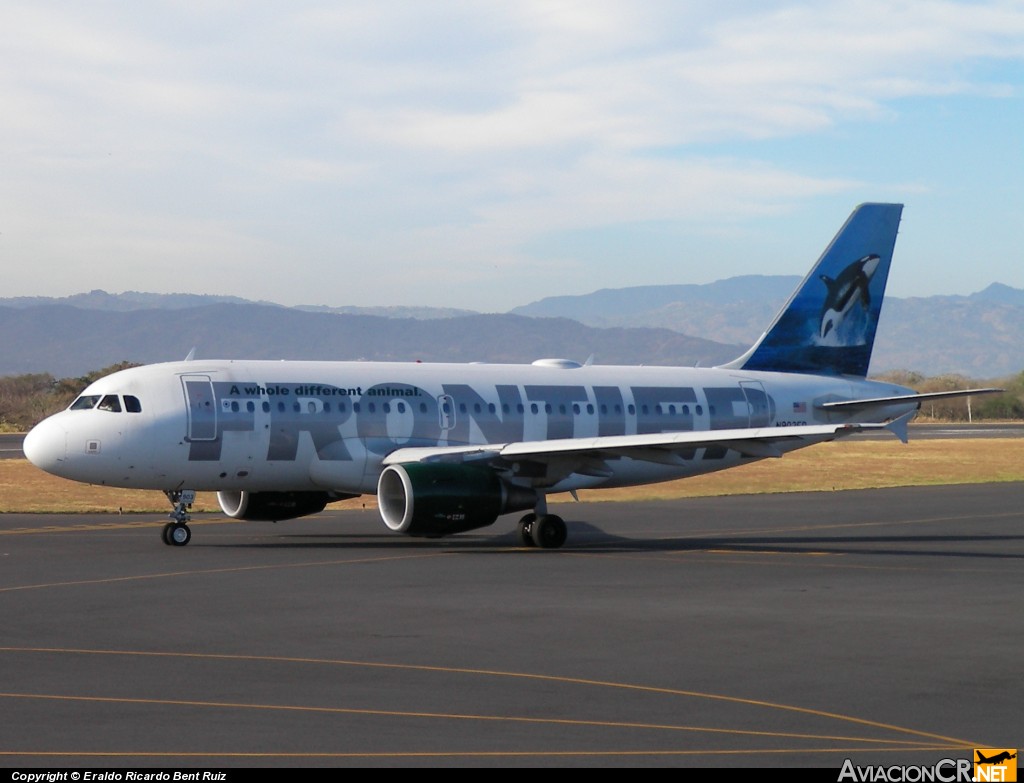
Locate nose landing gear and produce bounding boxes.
[162,490,196,546]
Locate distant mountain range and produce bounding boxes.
[0,304,739,378]
[511,280,1024,378]
[3,279,1024,379]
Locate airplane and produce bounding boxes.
[977,751,1016,765]
[22,203,1001,549]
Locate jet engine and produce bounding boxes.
[217,490,342,522]
[377,463,537,537]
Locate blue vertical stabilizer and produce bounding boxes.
[724,203,903,377]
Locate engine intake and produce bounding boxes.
[217,490,344,521]
[377,463,536,537]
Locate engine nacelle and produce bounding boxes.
[218,490,336,522]
[377,463,537,537]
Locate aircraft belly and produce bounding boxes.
[309,438,368,493]
[551,450,751,492]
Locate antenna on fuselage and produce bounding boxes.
[184,347,196,361]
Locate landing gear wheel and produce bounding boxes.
[164,489,195,547]
[168,523,191,547]
[518,513,537,547]
[531,514,567,549]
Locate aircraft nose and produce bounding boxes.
[23,417,68,473]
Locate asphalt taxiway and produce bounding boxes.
[1,483,1021,768]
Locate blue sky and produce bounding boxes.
[2,1,1022,311]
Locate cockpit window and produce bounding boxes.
[124,395,142,413]
[70,395,101,411]
[97,394,122,412]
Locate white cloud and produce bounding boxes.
[1,1,1022,308]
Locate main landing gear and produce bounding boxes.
[517,500,568,550]
[162,489,196,547]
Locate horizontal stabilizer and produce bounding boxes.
[818,388,1003,411]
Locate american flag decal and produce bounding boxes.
[793,401,807,413]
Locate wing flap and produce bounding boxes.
[384,422,884,468]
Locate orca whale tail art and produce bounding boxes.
[725,203,903,377]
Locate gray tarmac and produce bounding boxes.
[0,433,27,459]
[1,483,1021,768]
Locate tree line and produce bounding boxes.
[1,364,1022,432]
[0,363,139,432]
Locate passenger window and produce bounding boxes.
[98,395,121,412]
[124,396,142,413]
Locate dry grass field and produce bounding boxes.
[2,438,1023,514]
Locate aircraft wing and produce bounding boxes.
[383,418,908,483]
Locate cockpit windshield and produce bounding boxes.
[69,395,101,410]
[97,394,121,412]
[68,394,142,412]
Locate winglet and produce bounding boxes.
[885,411,915,444]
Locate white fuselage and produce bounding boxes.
[24,359,917,496]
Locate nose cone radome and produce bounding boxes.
[23,417,68,474]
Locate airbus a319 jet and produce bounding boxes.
[23,204,999,548]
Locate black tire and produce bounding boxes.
[169,523,192,547]
[518,513,537,547]
[531,515,567,549]
[161,522,175,546]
